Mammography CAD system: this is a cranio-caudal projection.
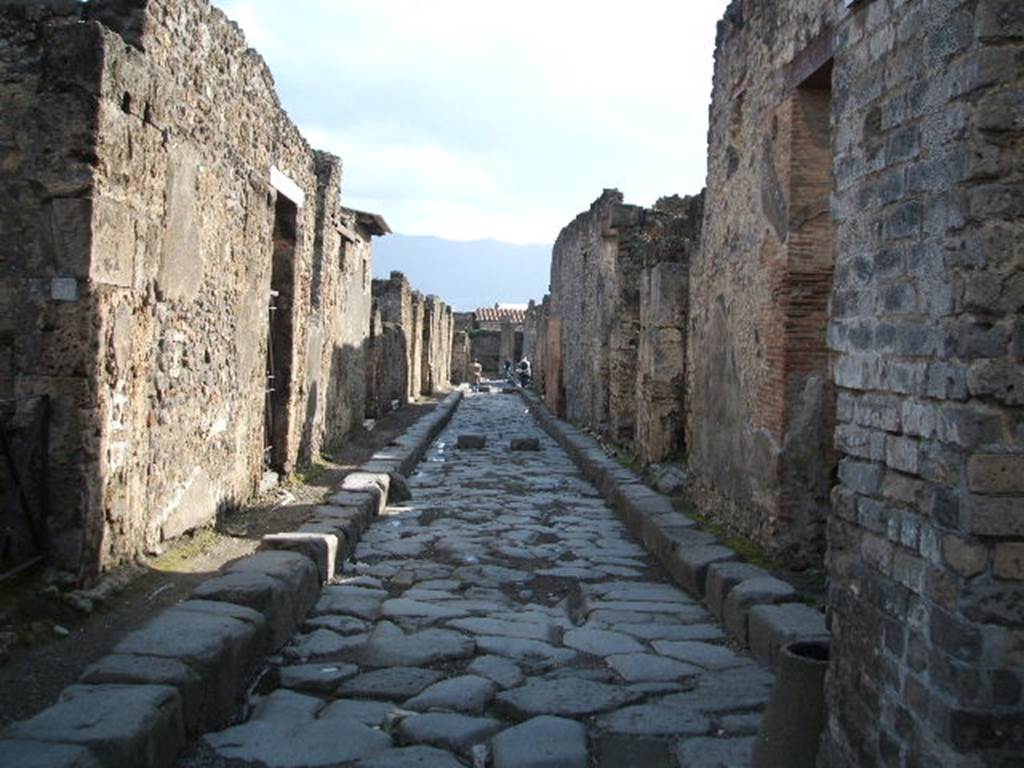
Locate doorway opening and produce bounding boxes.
[265,195,298,473]
[779,54,837,558]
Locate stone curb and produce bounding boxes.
[518,390,826,669]
[0,390,464,768]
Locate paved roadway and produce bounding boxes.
[181,388,770,767]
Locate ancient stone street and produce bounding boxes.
[180,389,770,767]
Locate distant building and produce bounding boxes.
[452,304,526,375]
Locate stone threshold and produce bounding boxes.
[0,390,464,768]
[519,390,828,672]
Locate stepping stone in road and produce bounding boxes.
[457,434,487,449]
[491,716,588,768]
[510,437,541,451]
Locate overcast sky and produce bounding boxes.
[216,0,729,245]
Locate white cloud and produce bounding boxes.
[216,0,730,244]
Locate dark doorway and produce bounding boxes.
[779,54,837,558]
[265,195,298,473]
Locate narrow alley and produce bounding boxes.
[179,389,771,767]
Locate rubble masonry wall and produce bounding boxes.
[0,0,381,579]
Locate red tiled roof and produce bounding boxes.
[475,307,526,324]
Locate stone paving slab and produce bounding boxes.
[491,715,588,768]
[171,390,773,767]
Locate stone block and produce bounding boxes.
[704,562,772,621]
[297,522,354,563]
[225,551,321,626]
[640,514,706,562]
[0,740,101,768]
[341,472,391,515]
[261,532,338,582]
[994,543,1024,581]
[968,454,1024,494]
[457,434,487,449]
[385,471,413,502]
[79,654,204,733]
[668,545,740,598]
[322,494,376,529]
[360,459,402,477]
[114,602,268,728]
[966,496,1024,537]
[748,603,829,669]
[723,578,798,646]
[189,570,300,649]
[510,437,541,451]
[5,685,183,768]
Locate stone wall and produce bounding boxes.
[420,297,453,395]
[450,330,470,385]
[637,262,688,464]
[689,0,841,567]
[0,1,106,573]
[370,272,453,407]
[546,190,702,458]
[451,312,473,385]
[523,298,549,395]
[409,292,424,400]
[821,0,1024,765]
[0,0,389,580]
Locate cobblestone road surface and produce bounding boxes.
[181,389,771,767]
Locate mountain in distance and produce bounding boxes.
[372,233,552,312]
